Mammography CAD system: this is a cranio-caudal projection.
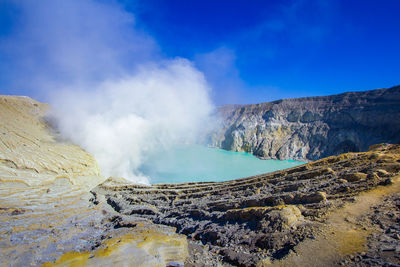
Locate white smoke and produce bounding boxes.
[51,60,214,183]
[2,0,215,184]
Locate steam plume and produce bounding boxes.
[3,0,215,183]
[51,60,214,183]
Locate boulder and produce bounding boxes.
[343,172,367,182]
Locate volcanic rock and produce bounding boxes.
[0,96,188,266]
[93,143,400,266]
[209,85,400,161]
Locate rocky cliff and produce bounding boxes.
[0,96,188,266]
[210,85,400,161]
[0,96,101,188]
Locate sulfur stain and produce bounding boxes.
[42,228,188,267]
[42,251,91,267]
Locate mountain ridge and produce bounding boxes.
[210,85,400,161]
[219,85,400,107]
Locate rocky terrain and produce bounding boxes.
[342,193,400,266]
[0,96,188,266]
[93,143,400,266]
[2,94,400,267]
[209,85,400,161]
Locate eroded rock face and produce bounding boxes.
[0,96,188,266]
[93,144,400,266]
[0,95,101,188]
[209,86,400,161]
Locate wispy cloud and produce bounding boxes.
[1,0,159,95]
[192,0,337,105]
[195,47,246,104]
[194,46,284,105]
[234,0,336,57]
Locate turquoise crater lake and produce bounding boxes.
[139,145,306,184]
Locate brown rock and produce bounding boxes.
[376,169,390,177]
[277,205,303,227]
[343,172,367,182]
[295,191,327,204]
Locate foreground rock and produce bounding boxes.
[93,144,400,266]
[210,85,400,161]
[0,96,188,266]
[342,193,400,266]
[0,96,101,188]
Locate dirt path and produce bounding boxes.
[269,175,400,267]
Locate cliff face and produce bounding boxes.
[0,95,101,188]
[0,96,188,266]
[210,86,400,161]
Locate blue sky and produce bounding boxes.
[1,0,400,105]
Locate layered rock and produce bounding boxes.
[0,96,188,266]
[93,143,400,266]
[0,95,101,188]
[209,85,400,161]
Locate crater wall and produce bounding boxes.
[210,85,400,161]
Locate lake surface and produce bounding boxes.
[139,144,306,184]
